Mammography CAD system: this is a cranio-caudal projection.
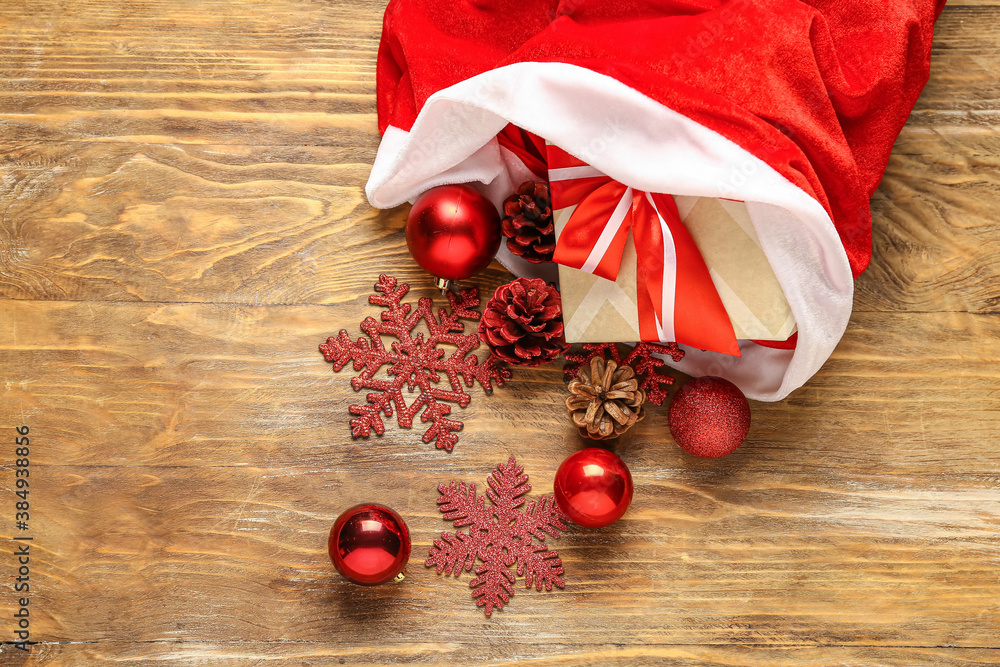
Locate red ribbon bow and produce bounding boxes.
[547,145,740,357]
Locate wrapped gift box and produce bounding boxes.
[555,195,797,344]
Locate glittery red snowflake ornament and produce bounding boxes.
[319,275,511,452]
[426,456,568,616]
[564,342,686,406]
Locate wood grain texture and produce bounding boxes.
[11,644,1000,667]
[0,0,383,146]
[0,3,997,314]
[4,300,1000,475]
[2,460,999,645]
[1,1,1000,666]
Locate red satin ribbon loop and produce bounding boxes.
[547,146,740,357]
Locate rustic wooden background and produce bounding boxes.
[1,0,998,665]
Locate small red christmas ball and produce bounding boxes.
[554,448,633,528]
[668,376,751,459]
[328,503,411,585]
[405,184,502,284]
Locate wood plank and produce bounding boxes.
[2,298,1000,473]
[0,141,399,303]
[855,136,1000,313]
[0,463,998,647]
[0,0,382,145]
[10,643,1000,666]
[0,140,519,305]
[1,132,1000,315]
[0,4,989,145]
[917,4,1000,116]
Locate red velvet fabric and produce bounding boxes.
[376,0,945,280]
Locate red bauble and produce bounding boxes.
[329,503,411,585]
[668,376,751,459]
[405,184,502,284]
[553,448,633,528]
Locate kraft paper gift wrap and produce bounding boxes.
[554,195,797,345]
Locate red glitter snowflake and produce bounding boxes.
[564,342,686,406]
[319,275,511,452]
[426,456,568,616]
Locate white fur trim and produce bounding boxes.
[366,62,853,401]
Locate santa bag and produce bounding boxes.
[365,0,946,401]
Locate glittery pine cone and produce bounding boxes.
[479,278,570,367]
[566,357,646,440]
[501,181,555,263]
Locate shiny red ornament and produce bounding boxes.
[329,503,411,585]
[668,376,751,459]
[405,184,502,287]
[553,448,633,528]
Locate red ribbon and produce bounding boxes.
[547,145,740,357]
[497,124,548,180]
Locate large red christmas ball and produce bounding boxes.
[405,184,502,283]
[328,503,411,585]
[553,448,633,528]
[668,376,751,459]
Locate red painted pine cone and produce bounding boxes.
[501,181,555,263]
[479,278,570,367]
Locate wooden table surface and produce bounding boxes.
[1,1,999,665]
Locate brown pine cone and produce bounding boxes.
[501,181,555,263]
[479,278,570,367]
[566,357,646,440]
